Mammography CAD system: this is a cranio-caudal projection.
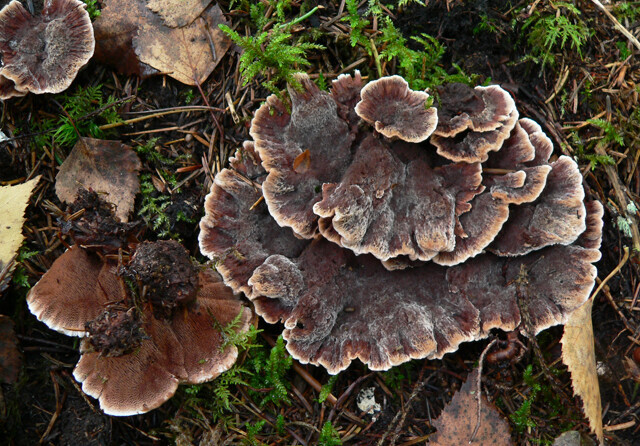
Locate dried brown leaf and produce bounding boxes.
[293,149,311,174]
[133,3,231,85]
[146,0,212,28]
[93,0,158,77]
[623,356,640,383]
[55,138,141,222]
[561,298,604,444]
[0,176,40,294]
[430,368,512,445]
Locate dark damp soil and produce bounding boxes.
[2,0,640,444]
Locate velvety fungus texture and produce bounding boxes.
[199,74,603,374]
[0,0,94,98]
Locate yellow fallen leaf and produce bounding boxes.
[0,176,41,294]
[561,298,603,444]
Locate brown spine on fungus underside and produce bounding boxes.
[27,232,252,415]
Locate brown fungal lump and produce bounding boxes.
[199,74,603,374]
[0,0,95,98]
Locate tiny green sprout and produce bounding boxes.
[425,96,434,109]
[198,359,207,364]
[275,413,286,435]
[617,41,632,60]
[82,0,101,20]
[318,421,342,446]
[318,374,339,403]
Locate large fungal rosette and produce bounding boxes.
[199,93,602,375]
[27,240,252,415]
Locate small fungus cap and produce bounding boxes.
[0,0,95,98]
[431,84,518,163]
[354,75,438,142]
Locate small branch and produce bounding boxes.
[99,106,223,130]
[594,141,640,254]
[590,0,640,52]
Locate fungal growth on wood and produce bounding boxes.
[27,218,252,415]
[0,0,95,99]
[200,73,603,374]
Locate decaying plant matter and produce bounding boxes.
[200,72,603,374]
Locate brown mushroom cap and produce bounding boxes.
[354,76,438,142]
[73,269,251,416]
[0,0,95,97]
[199,145,308,297]
[176,269,252,383]
[430,84,518,163]
[330,70,364,129]
[488,156,587,256]
[26,246,123,336]
[74,314,185,416]
[251,73,487,261]
[0,73,26,99]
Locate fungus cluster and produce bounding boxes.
[27,197,252,415]
[199,73,603,374]
[0,0,94,99]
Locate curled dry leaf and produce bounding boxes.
[430,368,512,445]
[146,0,212,28]
[0,176,40,294]
[55,138,141,223]
[93,0,230,85]
[561,298,604,444]
[92,0,158,77]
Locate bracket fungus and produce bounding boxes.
[27,238,252,415]
[200,73,603,374]
[0,0,95,99]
